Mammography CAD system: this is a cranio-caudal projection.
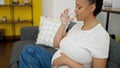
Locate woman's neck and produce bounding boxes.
[81,16,98,30]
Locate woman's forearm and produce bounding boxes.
[53,23,67,48]
[54,9,72,48]
[67,59,85,68]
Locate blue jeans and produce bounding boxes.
[19,44,53,68]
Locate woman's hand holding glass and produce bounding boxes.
[60,9,73,25]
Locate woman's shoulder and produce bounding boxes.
[90,23,110,45]
[93,23,109,35]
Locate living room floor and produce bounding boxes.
[0,40,17,68]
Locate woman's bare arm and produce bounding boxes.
[53,9,72,48]
[92,57,107,68]
[53,23,67,48]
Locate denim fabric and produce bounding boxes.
[19,44,53,68]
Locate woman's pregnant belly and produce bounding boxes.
[51,47,92,68]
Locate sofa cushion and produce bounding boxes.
[107,39,120,68]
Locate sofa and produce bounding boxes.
[9,22,120,68]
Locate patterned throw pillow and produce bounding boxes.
[35,16,61,47]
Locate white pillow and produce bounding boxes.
[35,16,61,47]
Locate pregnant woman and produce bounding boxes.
[52,0,110,68]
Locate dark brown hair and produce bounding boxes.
[88,0,103,16]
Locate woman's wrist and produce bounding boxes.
[61,22,68,26]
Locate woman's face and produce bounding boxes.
[75,0,93,21]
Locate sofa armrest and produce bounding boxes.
[20,26,38,41]
[107,39,120,68]
[9,41,36,68]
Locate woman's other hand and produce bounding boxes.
[52,53,85,68]
[52,53,71,68]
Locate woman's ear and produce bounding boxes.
[89,4,96,12]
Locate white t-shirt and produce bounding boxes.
[52,21,110,68]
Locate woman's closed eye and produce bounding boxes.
[75,5,82,9]
[78,6,82,9]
